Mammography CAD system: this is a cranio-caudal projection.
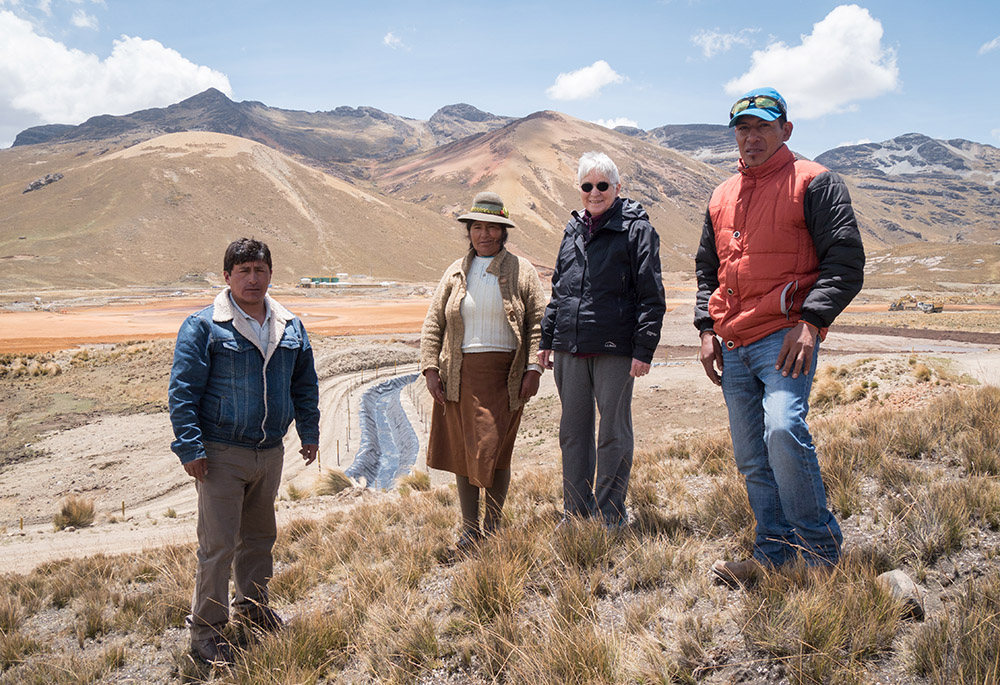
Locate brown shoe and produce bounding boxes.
[190,635,234,666]
[711,558,763,587]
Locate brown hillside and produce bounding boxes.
[376,111,725,274]
[0,133,473,290]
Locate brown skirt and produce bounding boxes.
[426,351,523,488]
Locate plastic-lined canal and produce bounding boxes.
[345,373,419,489]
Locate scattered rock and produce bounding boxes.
[877,569,925,620]
[23,172,64,194]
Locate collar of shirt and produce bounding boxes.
[581,198,621,241]
[228,293,271,352]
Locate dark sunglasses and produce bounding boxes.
[580,181,610,193]
[730,95,786,120]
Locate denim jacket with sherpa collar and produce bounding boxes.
[168,289,320,464]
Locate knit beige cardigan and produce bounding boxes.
[420,248,546,411]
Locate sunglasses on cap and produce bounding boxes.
[580,181,611,193]
[729,94,786,120]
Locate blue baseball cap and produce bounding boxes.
[728,87,788,127]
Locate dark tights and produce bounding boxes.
[456,469,511,535]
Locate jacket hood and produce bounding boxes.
[619,198,649,222]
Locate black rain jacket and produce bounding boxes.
[540,198,665,363]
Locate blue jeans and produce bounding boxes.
[721,329,841,567]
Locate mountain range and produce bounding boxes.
[2,89,998,291]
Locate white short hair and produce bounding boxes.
[577,151,620,186]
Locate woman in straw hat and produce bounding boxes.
[420,192,546,551]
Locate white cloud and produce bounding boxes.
[979,35,1000,55]
[70,8,96,28]
[692,28,758,58]
[724,4,899,119]
[992,128,1000,141]
[36,0,51,15]
[836,138,872,148]
[546,60,625,101]
[593,117,638,129]
[383,31,404,49]
[0,9,232,140]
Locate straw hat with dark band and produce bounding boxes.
[457,192,515,228]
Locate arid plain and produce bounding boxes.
[3,281,999,576]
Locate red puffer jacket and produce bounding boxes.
[694,144,865,350]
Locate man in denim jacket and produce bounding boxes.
[169,238,320,665]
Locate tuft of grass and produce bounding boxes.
[876,457,929,496]
[233,608,355,683]
[269,562,312,604]
[741,559,901,683]
[111,547,193,636]
[693,472,755,546]
[53,495,95,530]
[468,612,521,682]
[285,482,309,501]
[551,569,602,625]
[818,432,865,518]
[623,591,666,633]
[675,614,717,682]
[74,588,113,647]
[913,363,933,383]
[0,594,25,634]
[907,570,1000,683]
[451,550,530,622]
[688,433,735,475]
[315,469,354,496]
[6,643,127,683]
[622,538,698,592]
[357,594,441,683]
[0,628,43,671]
[551,517,616,570]
[398,469,431,492]
[891,482,970,563]
[811,374,845,408]
[513,619,622,684]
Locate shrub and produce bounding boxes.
[53,495,95,530]
[811,375,845,408]
[315,469,354,495]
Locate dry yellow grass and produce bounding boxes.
[1,383,999,682]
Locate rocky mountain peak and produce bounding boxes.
[815,133,1000,179]
[430,104,496,123]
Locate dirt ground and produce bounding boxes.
[2,290,999,574]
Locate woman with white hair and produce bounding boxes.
[538,152,665,527]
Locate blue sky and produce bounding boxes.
[0,0,998,159]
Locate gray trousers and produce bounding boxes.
[554,353,635,525]
[187,441,284,641]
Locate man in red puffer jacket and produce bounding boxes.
[694,87,865,585]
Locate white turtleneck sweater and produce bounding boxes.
[461,255,518,353]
